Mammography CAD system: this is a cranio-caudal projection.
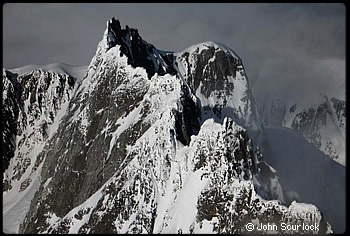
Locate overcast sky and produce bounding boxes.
[3,3,345,88]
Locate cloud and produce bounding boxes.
[3,3,345,94]
[252,57,345,105]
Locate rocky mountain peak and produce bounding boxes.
[106,17,138,50]
[3,18,337,234]
[101,18,174,79]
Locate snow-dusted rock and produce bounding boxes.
[2,65,82,233]
[3,18,333,234]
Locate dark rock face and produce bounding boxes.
[106,17,175,79]
[2,69,76,192]
[2,70,22,174]
[20,61,153,232]
[291,104,327,149]
[330,97,346,127]
[176,45,242,97]
[174,84,201,145]
[290,96,345,161]
[174,42,262,135]
[17,28,193,231]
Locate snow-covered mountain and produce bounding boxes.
[2,63,88,233]
[255,94,345,166]
[250,58,346,233]
[253,59,346,166]
[3,18,335,233]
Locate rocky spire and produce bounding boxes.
[103,17,175,78]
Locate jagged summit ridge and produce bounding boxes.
[99,17,174,78]
[105,17,139,51]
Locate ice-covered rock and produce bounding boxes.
[3,18,333,234]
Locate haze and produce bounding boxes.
[3,3,345,88]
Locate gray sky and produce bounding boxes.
[3,3,345,87]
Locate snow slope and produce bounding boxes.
[261,126,345,233]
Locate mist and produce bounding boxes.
[3,3,345,89]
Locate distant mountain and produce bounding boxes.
[252,59,346,166]
[254,88,346,167]
[262,126,345,233]
[2,18,336,234]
